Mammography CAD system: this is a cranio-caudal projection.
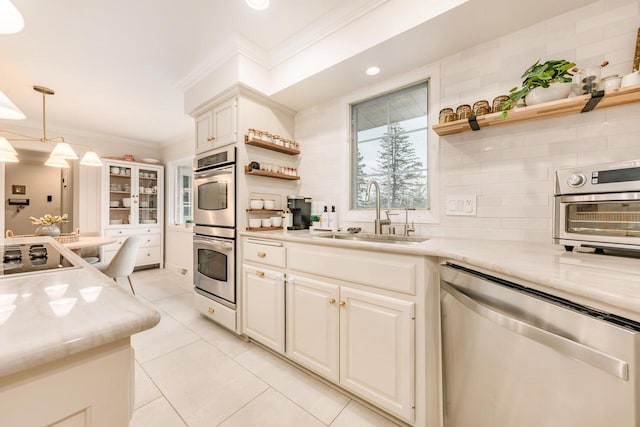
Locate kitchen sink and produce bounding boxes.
[314,232,429,245]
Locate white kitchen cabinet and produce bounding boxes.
[195,97,237,153]
[339,287,415,422]
[241,237,429,426]
[286,274,340,382]
[101,160,164,268]
[286,273,415,421]
[242,264,285,353]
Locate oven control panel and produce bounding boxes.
[567,173,586,188]
[556,160,640,195]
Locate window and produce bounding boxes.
[176,166,193,223]
[350,81,428,210]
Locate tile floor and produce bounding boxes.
[127,268,400,427]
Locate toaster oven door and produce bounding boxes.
[555,192,640,249]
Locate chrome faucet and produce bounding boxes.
[365,180,389,234]
[404,207,416,236]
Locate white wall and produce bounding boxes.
[4,155,62,235]
[162,137,195,278]
[296,0,640,243]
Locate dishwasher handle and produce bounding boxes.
[441,281,629,381]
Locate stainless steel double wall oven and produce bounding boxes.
[193,146,237,308]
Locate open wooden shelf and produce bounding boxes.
[246,209,283,213]
[246,226,284,231]
[245,135,300,155]
[244,166,300,180]
[432,84,640,136]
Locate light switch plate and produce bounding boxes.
[446,195,476,216]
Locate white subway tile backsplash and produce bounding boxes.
[500,218,550,231]
[501,193,550,207]
[607,132,640,150]
[297,0,640,244]
[478,206,526,218]
[576,1,638,33]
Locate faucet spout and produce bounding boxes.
[365,180,388,234]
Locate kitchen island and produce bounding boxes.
[0,236,160,427]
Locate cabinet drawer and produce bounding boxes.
[105,228,137,237]
[194,292,237,332]
[136,246,161,265]
[244,238,286,268]
[289,244,420,295]
[139,233,161,248]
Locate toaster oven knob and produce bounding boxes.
[567,173,586,187]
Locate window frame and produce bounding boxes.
[350,80,430,211]
[340,65,440,226]
[167,156,194,226]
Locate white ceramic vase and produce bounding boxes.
[524,82,571,106]
[35,224,61,237]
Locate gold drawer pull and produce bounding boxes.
[257,252,266,258]
[207,136,216,141]
[256,271,265,278]
[208,307,215,315]
[328,298,336,304]
[339,301,346,307]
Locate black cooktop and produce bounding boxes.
[1,243,77,276]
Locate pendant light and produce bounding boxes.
[0,0,24,34]
[0,85,103,167]
[44,157,70,168]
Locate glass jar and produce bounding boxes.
[439,108,454,123]
[472,100,490,116]
[581,67,601,94]
[456,104,473,120]
[492,95,510,112]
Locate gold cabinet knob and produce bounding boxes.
[257,252,266,258]
[207,136,216,141]
[207,307,215,315]
[256,271,265,278]
[328,298,336,304]
[339,301,346,307]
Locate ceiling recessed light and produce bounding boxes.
[366,66,380,76]
[245,0,269,10]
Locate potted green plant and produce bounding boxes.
[502,59,576,115]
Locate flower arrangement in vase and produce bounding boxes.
[30,214,69,237]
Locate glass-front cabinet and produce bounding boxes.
[105,162,163,226]
[102,159,164,267]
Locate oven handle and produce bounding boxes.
[441,280,630,381]
[559,192,640,203]
[194,236,233,251]
[194,167,234,180]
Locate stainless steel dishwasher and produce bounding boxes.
[440,263,640,427]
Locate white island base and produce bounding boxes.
[0,338,134,427]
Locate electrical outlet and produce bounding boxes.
[446,195,476,216]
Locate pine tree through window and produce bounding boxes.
[351,81,428,210]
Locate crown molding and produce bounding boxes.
[173,0,389,93]
[267,0,389,68]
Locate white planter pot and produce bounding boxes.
[524,82,571,106]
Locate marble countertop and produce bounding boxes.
[242,230,640,323]
[0,237,160,378]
